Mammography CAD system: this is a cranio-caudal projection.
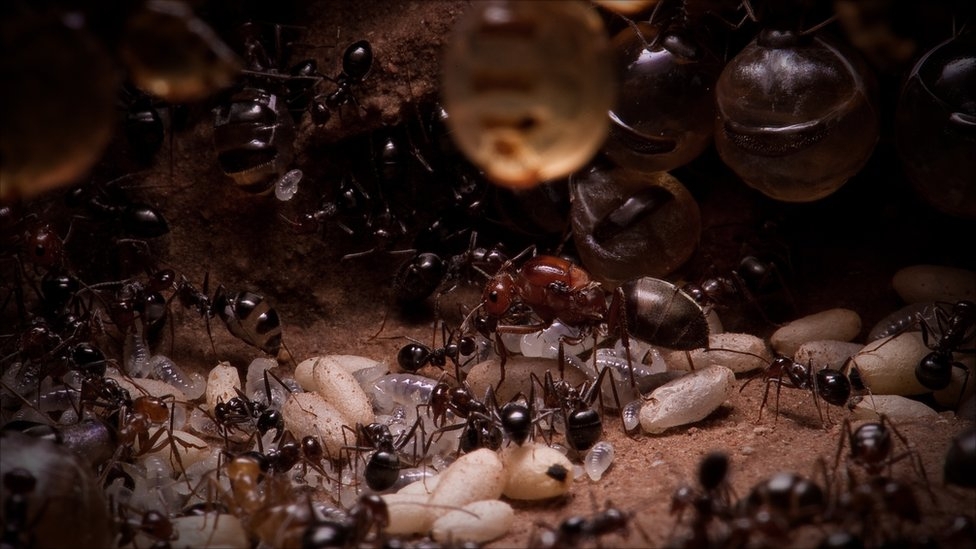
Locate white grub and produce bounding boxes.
[431,499,514,545]
[851,332,930,396]
[429,448,506,512]
[793,340,865,371]
[107,373,187,404]
[705,308,724,335]
[281,392,348,456]
[851,395,939,421]
[622,399,642,432]
[770,308,862,357]
[466,355,589,403]
[892,264,976,304]
[500,443,574,500]
[206,361,242,411]
[382,492,436,535]
[370,373,437,415]
[396,470,441,495]
[933,355,976,409]
[148,355,207,401]
[169,513,249,549]
[295,356,376,427]
[138,428,210,471]
[639,365,735,435]
[664,333,771,373]
[584,441,615,481]
[520,320,592,358]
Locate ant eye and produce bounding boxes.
[488,291,499,303]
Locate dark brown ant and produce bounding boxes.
[733,349,859,428]
[1,467,37,549]
[474,252,708,388]
[668,451,736,548]
[915,300,974,401]
[832,414,929,487]
[174,273,287,358]
[397,321,479,380]
[310,40,373,126]
[423,381,503,455]
[532,360,624,455]
[115,508,175,549]
[530,499,642,549]
[735,470,828,542]
[343,420,424,492]
[263,430,333,483]
[944,425,976,489]
[682,255,796,326]
[301,493,389,549]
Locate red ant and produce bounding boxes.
[469,250,709,388]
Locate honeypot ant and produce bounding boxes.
[472,251,708,388]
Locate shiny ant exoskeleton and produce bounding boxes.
[474,252,709,388]
[343,420,424,492]
[669,451,736,548]
[533,362,624,455]
[301,493,389,549]
[914,300,974,399]
[833,414,929,483]
[531,499,641,549]
[944,425,976,489]
[174,273,286,358]
[682,255,795,326]
[310,40,373,126]
[397,321,481,381]
[734,350,864,428]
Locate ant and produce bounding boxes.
[732,349,861,428]
[302,493,389,549]
[397,321,480,380]
[174,273,288,358]
[735,470,828,543]
[531,498,642,549]
[682,255,796,327]
[532,359,625,455]
[263,430,334,483]
[832,414,929,485]
[422,380,504,455]
[392,230,507,308]
[343,420,425,492]
[310,39,373,126]
[669,451,736,548]
[472,250,708,388]
[1,467,38,549]
[914,300,974,402]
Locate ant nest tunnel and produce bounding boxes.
[3,1,976,548]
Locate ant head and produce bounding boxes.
[482,271,516,317]
[25,223,64,268]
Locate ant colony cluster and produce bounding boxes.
[2,1,975,548]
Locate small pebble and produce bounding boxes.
[851,394,939,420]
[501,443,575,500]
[639,365,735,434]
[851,332,930,396]
[770,308,862,357]
[664,333,771,373]
[431,500,514,544]
[892,264,976,304]
[793,340,865,371]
